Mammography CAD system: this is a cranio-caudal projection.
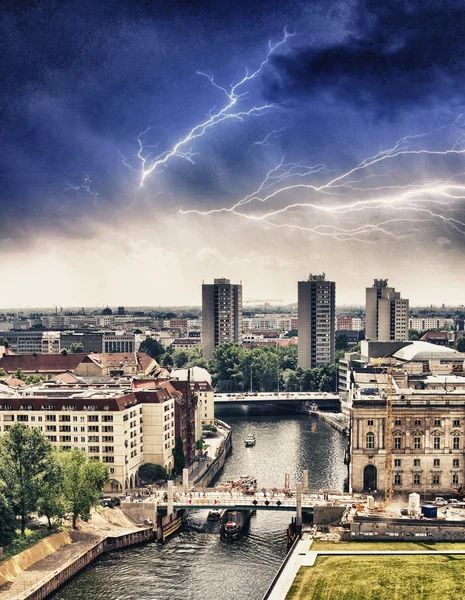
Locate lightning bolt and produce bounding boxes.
[137,27,295,186]
[182,118,465,241]
[247,127,288,153]
[64,175,98,196]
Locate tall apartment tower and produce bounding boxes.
[202,278,242,360]
[298,273,336,369]
[365,279,409,341]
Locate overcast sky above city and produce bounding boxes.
[2,0,465,308]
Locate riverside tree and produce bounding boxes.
[138,463,168,484]
[0,423,52,534]
[37,453,66,528]
[58,449,109,528]
[0,490,16,546]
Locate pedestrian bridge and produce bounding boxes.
[154,489,353,512]
[214,392,339,404]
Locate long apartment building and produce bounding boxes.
[348,341,465,495]
[0,382,177,491]
[409,317,455,331]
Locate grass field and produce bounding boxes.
[286,555,465,600]
[311,540,465,551]
[0,528,54,563]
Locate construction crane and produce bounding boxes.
[385,362,394,505]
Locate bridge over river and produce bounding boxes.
[214,391,339,407]
[155,488,354,512]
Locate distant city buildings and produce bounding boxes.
[298,273,335,369]
[202,278,242,360]
[409,317,454,331]
[336,316,364,331]
[365,279,408,342]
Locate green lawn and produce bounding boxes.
[311,540,465,551]
[286,555,465,600]
[0,528,55,563]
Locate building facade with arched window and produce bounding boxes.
[351,391,465,495]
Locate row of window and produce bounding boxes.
[0,414,115,422]
[366,432,462,450]
[394,458,460,468]
[367,419,461,427]
[394,473,459,486]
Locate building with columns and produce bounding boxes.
[349,341,465,495]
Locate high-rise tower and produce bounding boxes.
[202,278,242,360]
[365,279,409,341]
[298,273,336,369]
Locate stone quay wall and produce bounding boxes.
[15,528,154,600]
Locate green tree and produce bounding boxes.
[0,490,16,546]
[409,329,422,341]
[336,334,349,351]
[58,449,109,528]
[161,353,174,367]
[139,338,165,360]
[0,424,52,534]
[138,463,168,484]
[174,350,189,368]
[14,368,25,381]
[0,336,9,348]
[69,342,84,353]
[455,336,465,353]
[0,368,7,377]
[172,438,186,474]
[37,454,65,529]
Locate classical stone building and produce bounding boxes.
[349,341,465,495]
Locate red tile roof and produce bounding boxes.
[0,353,87,373]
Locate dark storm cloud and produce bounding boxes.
[265,0,465,113]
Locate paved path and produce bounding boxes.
[0,533,101,600]
[0,525,149,600]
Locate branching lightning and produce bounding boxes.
[64,175,98,196]
[182,120,465,242]
[136,28,295,186]
[247,127,287,153]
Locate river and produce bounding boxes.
[50,410,347,600]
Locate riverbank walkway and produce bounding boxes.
[0,517,151,600]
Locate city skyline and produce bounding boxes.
[3,0,465,307]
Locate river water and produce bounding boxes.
[50,410,347,600]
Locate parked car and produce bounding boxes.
[434,497,448,506]
[448,499,459,505]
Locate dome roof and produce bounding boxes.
[393,341,458,362]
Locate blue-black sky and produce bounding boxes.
[2,0,465,306]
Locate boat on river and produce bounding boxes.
[207,509,222,521]
[220,509,254,541]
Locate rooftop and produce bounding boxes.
[393,341,459,362]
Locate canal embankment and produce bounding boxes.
[312,411,349,434]
[0,513,154,600]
